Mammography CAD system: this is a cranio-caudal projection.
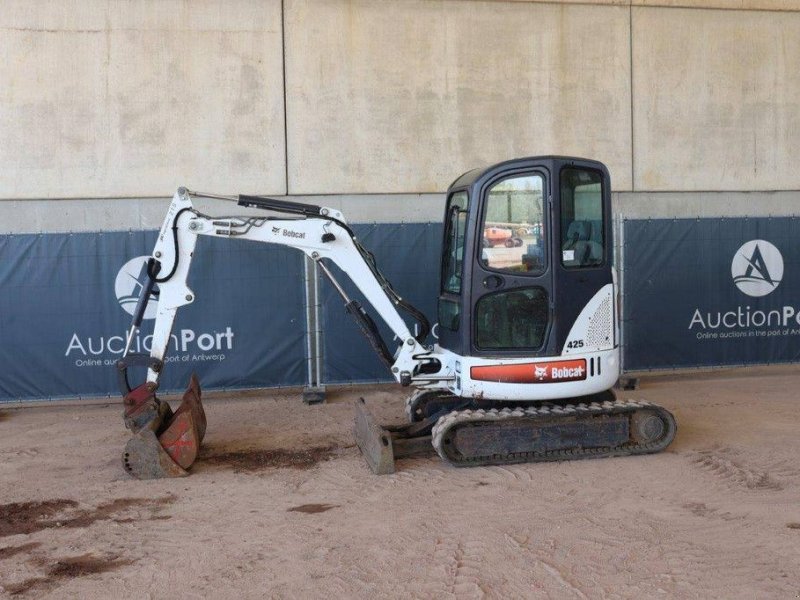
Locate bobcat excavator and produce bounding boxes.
[116,156,676,479]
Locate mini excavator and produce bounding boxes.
[116,156,676,479]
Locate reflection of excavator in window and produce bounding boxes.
[117,156,676,479]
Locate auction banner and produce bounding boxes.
[0,231,306,401]
[623,217,800,370]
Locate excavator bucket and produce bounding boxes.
[122,374,207,479]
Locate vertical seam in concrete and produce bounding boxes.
[629,3,635,193]
[281,0,290,196]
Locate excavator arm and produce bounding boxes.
[117,187,442,479]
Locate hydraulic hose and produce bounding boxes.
[151,207,194,283]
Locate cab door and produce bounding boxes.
[469,168,553,357]
[552,163,613,354]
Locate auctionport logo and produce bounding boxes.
[690,238,797,335]
[731,240,783,298]
[115,256,158,319]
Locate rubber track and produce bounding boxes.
[430,399,676,467]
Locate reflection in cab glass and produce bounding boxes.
[480,174,545,275]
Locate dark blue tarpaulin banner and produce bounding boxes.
[623,217,800,370]
[8,217,800,399]
[0,231,306,401]
[0,224,442,401]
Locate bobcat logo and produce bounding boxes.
[534,366,548,381]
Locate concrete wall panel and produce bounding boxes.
[489,0,630,4]
[0,0,285,200]
[8,189,800,234]
[615,190,800,218]
[471,0,800,9]
[632,0,800,10]
[632,7,800,191]
[285,0,633,194]
[0,193,447,234]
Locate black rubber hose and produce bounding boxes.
[398,298,431,344]
[152,207,193,283]
[340,225,431,345]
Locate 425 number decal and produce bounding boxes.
[566,339,584,349]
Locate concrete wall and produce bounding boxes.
[285,0,632,193]
[0,0,285,198]
[632,7,800,191]
[503,0,799,7]
[1,0,800,230]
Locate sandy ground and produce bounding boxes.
[1,367,800,599]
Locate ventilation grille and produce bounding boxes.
[586,295,612,348]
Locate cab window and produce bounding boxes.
[441,191,469,294]
[560,168,605,268]
[439,191,468,331]
[480,174,545,275]
[475,287,548,350]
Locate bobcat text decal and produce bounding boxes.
[471,359,587,384]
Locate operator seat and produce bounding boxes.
[563,220,602,267]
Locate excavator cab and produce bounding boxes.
[431,157,619,402]
[440,156,611,361]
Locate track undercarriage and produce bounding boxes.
[354,390,676,474]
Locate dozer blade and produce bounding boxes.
[121,375,206,479]
[354,398,396,474]
[354,398,435,475]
